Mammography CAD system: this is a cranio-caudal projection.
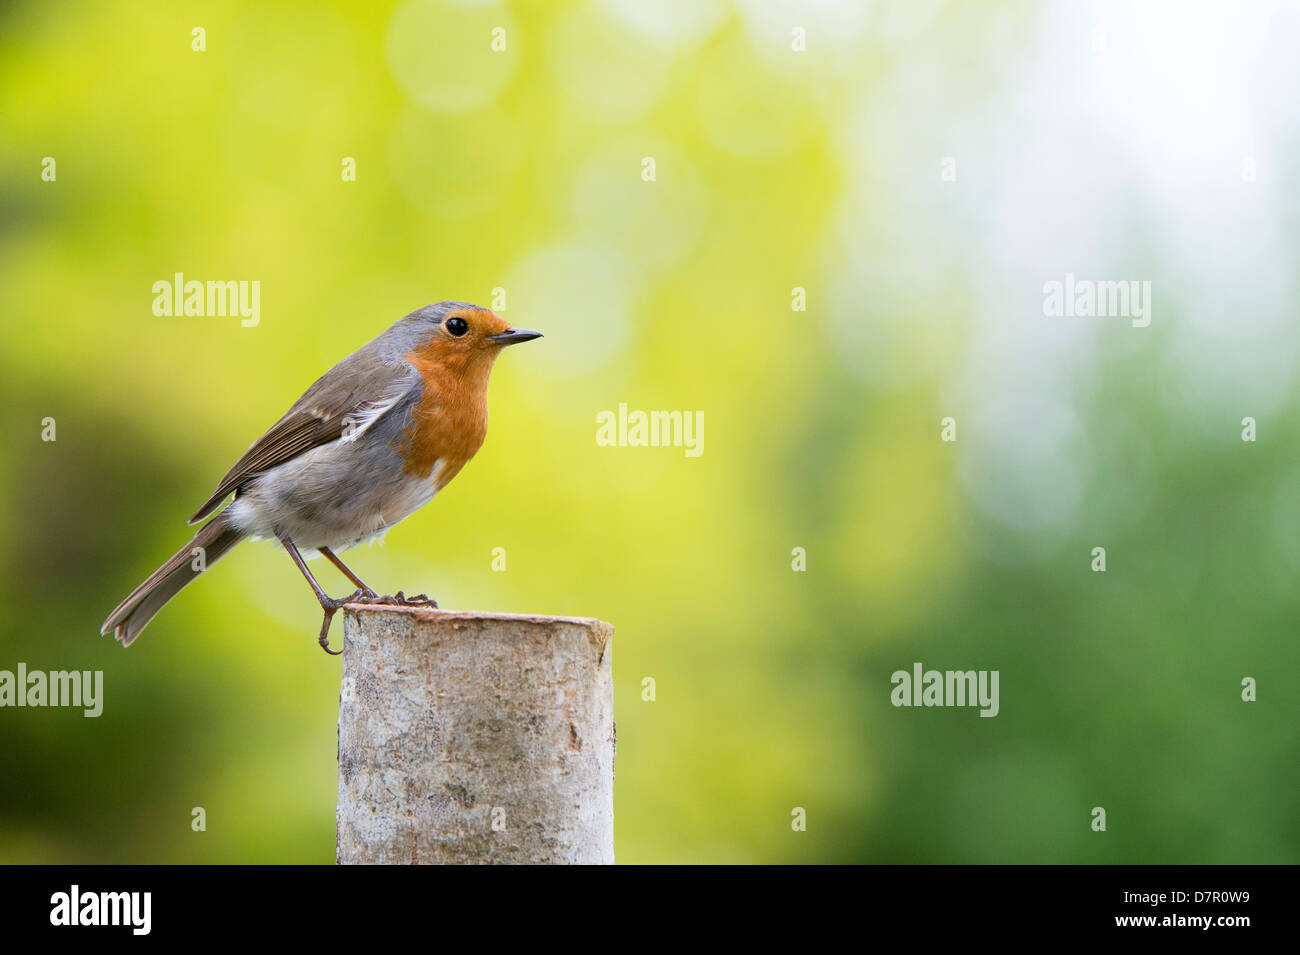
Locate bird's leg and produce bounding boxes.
[278,534,359,655]
[319,546,378,598]
[318,545,438,608]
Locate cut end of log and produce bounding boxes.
[341,603,615,659]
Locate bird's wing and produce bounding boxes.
[188,347,420,524]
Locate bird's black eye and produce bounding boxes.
[445,316,469,337]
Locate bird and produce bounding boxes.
[101,301,542,654]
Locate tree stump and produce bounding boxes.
[335,605,615,864]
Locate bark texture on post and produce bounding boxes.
[336,605,615,865]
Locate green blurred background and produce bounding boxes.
[2,0,1298,863]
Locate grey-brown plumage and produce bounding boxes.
[189,328,423,524]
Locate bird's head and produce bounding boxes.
[404,302,542,377]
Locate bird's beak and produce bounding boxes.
[488,328,543,346]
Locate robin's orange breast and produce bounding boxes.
[397,346,493,491]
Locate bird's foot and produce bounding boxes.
[395,590,438,607]
[349,590,439,609]
[315,588,364,655]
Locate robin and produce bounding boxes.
[101,301,542,654]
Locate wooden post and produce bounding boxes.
[335,605,615,864]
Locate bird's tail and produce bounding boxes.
[101,511,245,646]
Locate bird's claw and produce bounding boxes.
[347,590,438,609]
[395,590,438,607]
[317,614,342,655]
[316,588,363,655]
